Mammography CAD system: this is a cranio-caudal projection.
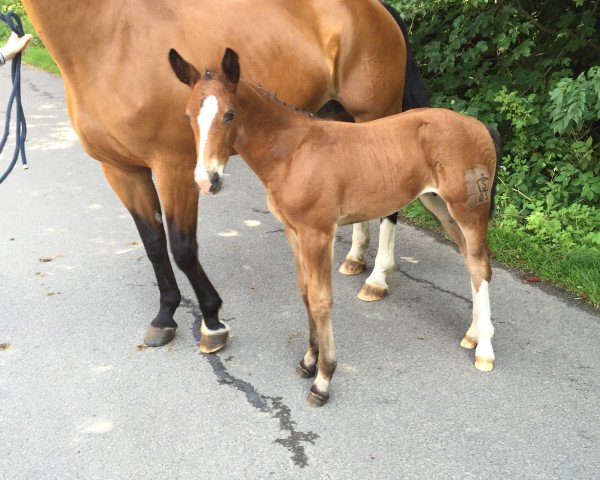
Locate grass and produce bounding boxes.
[401,201,600,308]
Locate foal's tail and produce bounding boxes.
[381,2,430,110]
[486,126,502,219]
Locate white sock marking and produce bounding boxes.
[346,222,370,264]
[365,218,396,289]
[474,280,494,359]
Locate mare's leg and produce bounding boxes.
[284,226,318,378]
[297,227,337,407]
[358,214,398,301]
[153,163,227,353]
[339,221,370,275]
[101,163,181,347]
[447,204,495,372]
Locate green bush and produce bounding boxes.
[391,0,600,252]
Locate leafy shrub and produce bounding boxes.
[391,0,600,251]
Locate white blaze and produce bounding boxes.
[195,95,219,185]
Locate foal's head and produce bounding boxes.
[169,48,240,195]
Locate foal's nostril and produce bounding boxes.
[208,172,222,194]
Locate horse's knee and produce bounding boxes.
[170,234,198,271]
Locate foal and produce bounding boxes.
[170,48,501,406]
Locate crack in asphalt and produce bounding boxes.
[396,267,472,305]
[180,295,319,468]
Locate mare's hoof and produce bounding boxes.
[475,356,495,372]
[143,326,177,347]
[199,321,230,354]
[296,359,316,379]
[339,258,366,275]
[357,283,388,302]
[306,385,329,407]
[460,335,478,349]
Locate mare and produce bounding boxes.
[21,0,428,351]
[169,48,502,406]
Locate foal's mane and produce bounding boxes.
[252,82,316,120]
[205,69,329,121]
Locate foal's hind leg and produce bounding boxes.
[419,194,479,350]
[102,164,181,347]
[419,193,467,256]
[448,206,495,372]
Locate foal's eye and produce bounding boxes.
[224,110,236,123]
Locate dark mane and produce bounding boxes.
[252,82,316,120]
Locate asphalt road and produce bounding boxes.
[1,66,599,480]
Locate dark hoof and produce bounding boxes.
[306,385,329,407]
[143,326,176,347]
[296,359,316,378]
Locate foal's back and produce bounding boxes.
[292,108,497,225]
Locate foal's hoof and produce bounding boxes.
[357,283,388,302]
[143,326,177,347]
[475,356,495,372]
[296,359,316,378]
[460,335,478,350]
[199,321,230,354]
[306,385,329,407]
[339,258,366,275]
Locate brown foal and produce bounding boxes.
[170,49,501,406]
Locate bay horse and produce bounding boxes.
[20,0,429,351]
[169,48,501,406]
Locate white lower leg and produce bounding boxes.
[473,280,495,370]
[303,347,318,369]
[461,281,480,349]
[364,218,396,289]
[313,322,335,395]
[345,221,370,264]
[201,319,230,336]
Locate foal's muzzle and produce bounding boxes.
[197,171,223,195]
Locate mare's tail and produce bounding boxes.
[381,2,430,110]
[486,126,502,219]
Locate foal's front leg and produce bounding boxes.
[284,226,318,378]
[297,227,337,407]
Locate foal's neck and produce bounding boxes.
[234,81,313,184]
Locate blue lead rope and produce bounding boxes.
[0,12,28,184]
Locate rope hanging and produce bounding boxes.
[0,12,28,184]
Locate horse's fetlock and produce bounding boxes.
[161,289,181,309]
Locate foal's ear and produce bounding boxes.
[221,48,240,90]
[169,48,201,87]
